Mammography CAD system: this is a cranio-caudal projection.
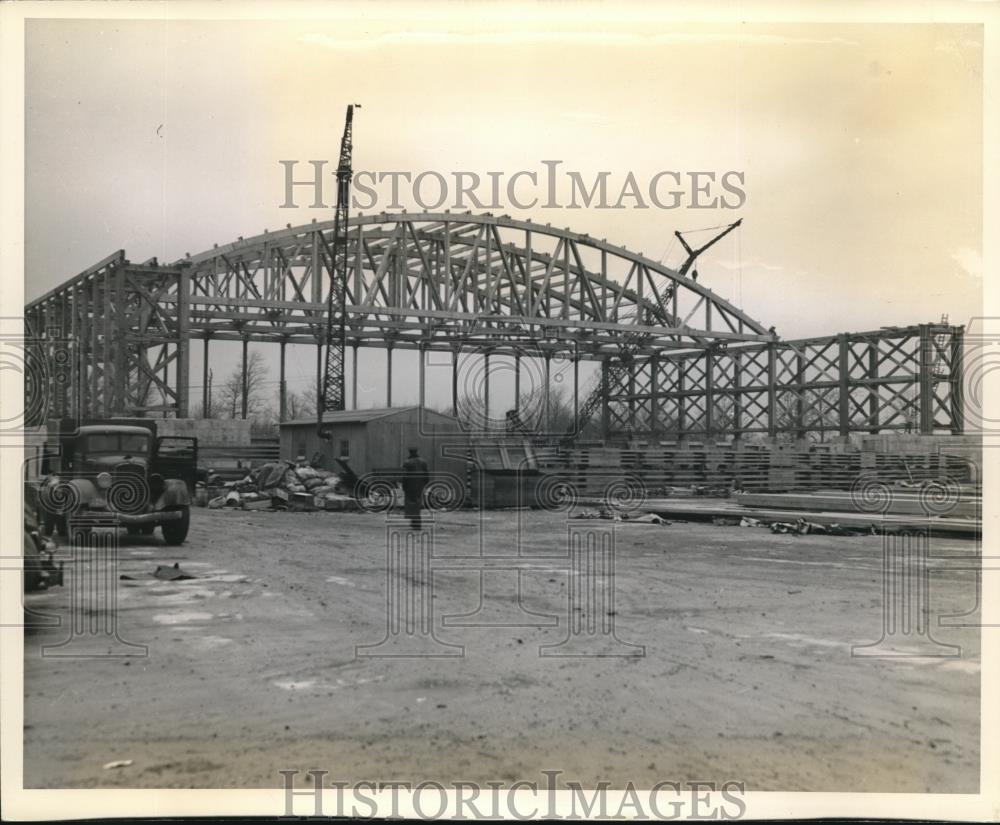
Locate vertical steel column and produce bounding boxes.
[513,352,521,410]
[37,301,50,417]
[56,295,70,418]
[278,339,287,422]
[162,346,169,409]
[90,276,100,414]
[386,344,393,407]
[766,342,777,439]
[950,327,965,434]
[70,285,80,417]
[74,290,83,417]
[704,349,715,440]
[352,344,359,410]
[562,241,570,320]
[650,354,660,437]
[918,324,933,434]
[732,351,743,441]
[451,346,459,417]
[483,350,491,428]
[418,343,426,409]
[135,342,147,413]
[795,348,806,441]
[311,228,321,303]
[600,358,611,440]
[868,339,880,433]
[113,268,128,415]
[83,294,92,417]
[573,346,580,436]
[677,357,687,442]
[101,269,112,417]
[627,359,636,433]
[313,335,322,419]
[315,337,323,419]
[838,334,850,438]
[203,337,211,418]
[175,268,191,417]
[240,337,249,419]
[543,353,551,433]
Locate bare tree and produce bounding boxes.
[284,386,318,421]
[250,404,279,436]
[218,350,269,420]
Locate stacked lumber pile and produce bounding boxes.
[735,489,980,520]
[537,438,977,494]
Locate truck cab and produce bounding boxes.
[39,419,196,545]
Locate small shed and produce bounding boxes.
[279,406,467,479]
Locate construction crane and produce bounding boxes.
[675,219,742,280]
[569,219,744,440]
[318,104,359,438]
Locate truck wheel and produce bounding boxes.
[161,507,190,545]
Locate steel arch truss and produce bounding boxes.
[25,212,771,419]
[179,212,769,350]
[603,324,966,439]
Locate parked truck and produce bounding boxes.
[37,418,197,545]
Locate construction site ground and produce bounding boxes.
[22,507,980,792]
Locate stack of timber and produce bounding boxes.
[734,489,980,521]
[537,435,979,495]
[639,495,980,536]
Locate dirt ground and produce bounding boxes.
[22,507,980,791]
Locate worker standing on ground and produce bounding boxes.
[401,447,430,529]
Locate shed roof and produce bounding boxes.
[281,406,459,427]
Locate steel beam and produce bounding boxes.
[203,336,212,419]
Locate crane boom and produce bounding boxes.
[675,219,742,277]
[319,104,358,437]
[570,219,744,440]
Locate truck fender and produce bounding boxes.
[154,478,191,509]
[38,476,97,518]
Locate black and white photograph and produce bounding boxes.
[1,1,997,820]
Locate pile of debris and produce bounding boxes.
[571,509,670,525]
[738,516,868,536]
[207,462,358,512]
[646,484,735,498]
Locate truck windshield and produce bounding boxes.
[82,433,150,456]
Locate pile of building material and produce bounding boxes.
[539,435,979,496]
[206,462,358,512]
[629,488,979,537]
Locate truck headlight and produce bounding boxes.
[96,472,113,490]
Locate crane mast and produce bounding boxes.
[318,104,358,438]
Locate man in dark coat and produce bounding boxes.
[401,447,430,529]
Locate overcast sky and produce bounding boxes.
[24,16,984,411]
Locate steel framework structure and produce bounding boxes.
[23,212,965,438]
[602,323,965,439]
[25,212,768,418]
